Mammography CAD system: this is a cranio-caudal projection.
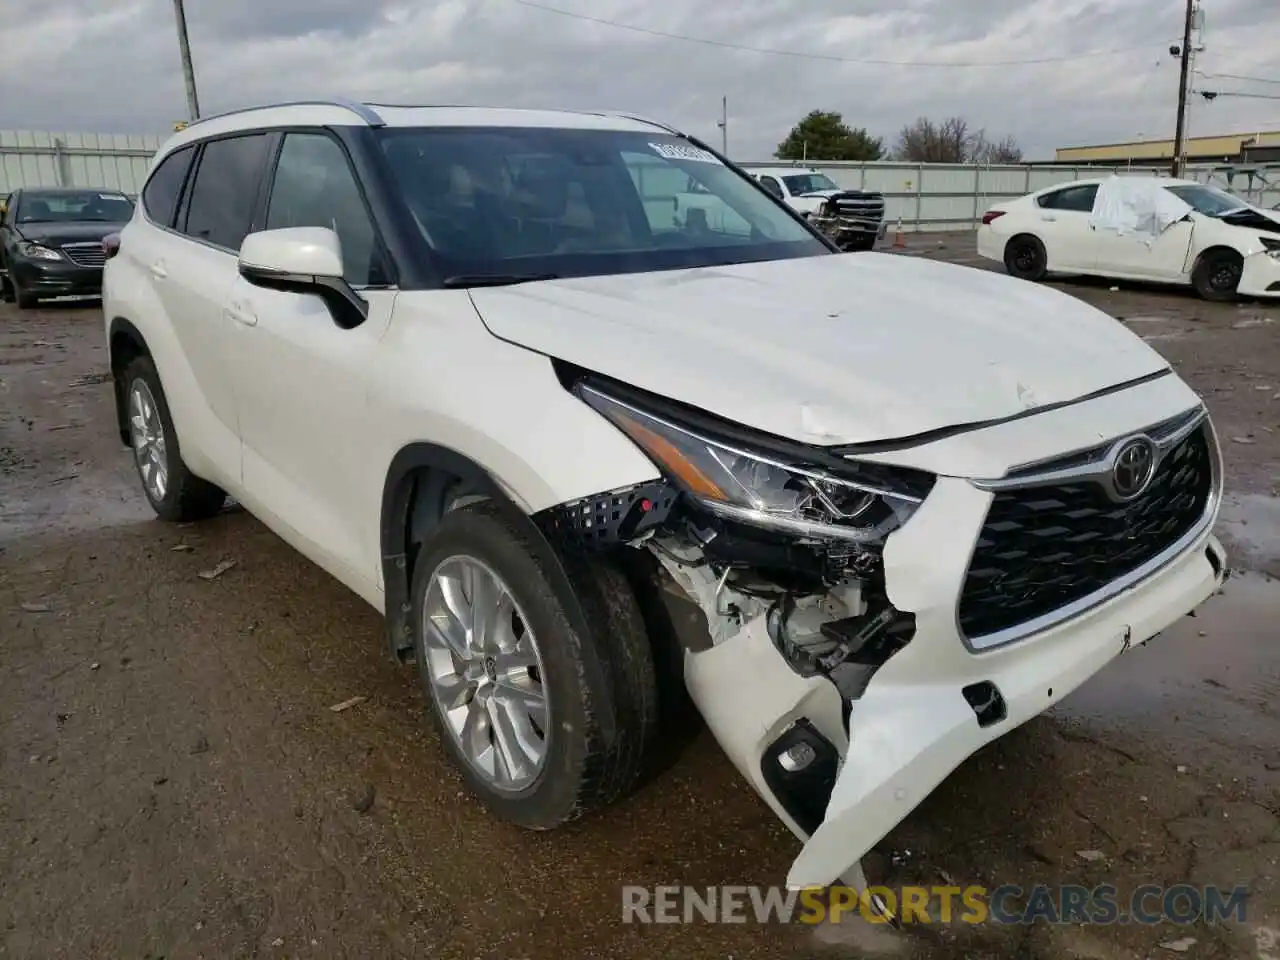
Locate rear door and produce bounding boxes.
[1033,183,1100,272]
[152,133,273,483]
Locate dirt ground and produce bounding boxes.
[2,237,1279,960]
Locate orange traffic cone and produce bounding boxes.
[892,218,906,249]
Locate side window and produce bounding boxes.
[265,132,382,286]
[141,145,194,228]
[182,134,271,251]
[1038,184,1098,213]
[759,176,784,199]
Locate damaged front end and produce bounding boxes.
[807,191,887,251]
[537,370,934,884]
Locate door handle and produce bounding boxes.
[224,300,258,327]
[1040,215,1058,223]
[149,260,168,280]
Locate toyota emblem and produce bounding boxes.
[1109,437,1157,501]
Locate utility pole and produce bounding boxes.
[717,96,728,156]
[171,0,201,123]
[1170,0,1195,177]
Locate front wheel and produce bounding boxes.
[1191,249,1243,302]
[1003,234,1048,282]
[123,355,227,521]
[411,501,658,829]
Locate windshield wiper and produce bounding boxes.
[441,272,560,288]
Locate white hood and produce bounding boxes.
[469,253,1170,446]
[796,188,842,199]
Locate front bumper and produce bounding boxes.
[683,391,1227,891]
[10,257,104,297]
[1238,250,1280,298]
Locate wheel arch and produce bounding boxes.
[378,443,622,727]
[108,317,151,446]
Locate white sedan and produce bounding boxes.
[977,175,1280,301]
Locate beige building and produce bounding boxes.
[1056,130,1280,166]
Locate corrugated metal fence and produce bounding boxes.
[3,128,1277,228]
[0,131,163,199]
[737,160,1280,231]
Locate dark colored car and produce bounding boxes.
[0,187,134,308]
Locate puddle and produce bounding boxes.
[1218,493,1280,573]
[1055,573,1280,787]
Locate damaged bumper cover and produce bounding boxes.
[539,367,1228,892]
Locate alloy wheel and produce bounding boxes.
[128,379,169,503]
[422,555,550,791]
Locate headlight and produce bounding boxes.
[579,384,928,544]
[17,241,62,261]
[1262,237,1280,260]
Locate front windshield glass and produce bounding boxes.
[16,190,134,223]
[377,126,827,280]
[782,173,839,195]
[1165,184,1247,217]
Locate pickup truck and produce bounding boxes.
[749,167,887,251]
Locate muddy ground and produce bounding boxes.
[2,236,1278,960]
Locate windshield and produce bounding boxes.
[16,190,134,223]
[377,127,827,281]
[782,173,839,195]
[1165,184,1248,218]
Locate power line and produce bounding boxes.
[1198,71,1280,86]
[508,0,1171,68]
[1199,89,1280,101]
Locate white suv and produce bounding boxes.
[103,99,1228,893]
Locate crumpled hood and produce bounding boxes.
[469,253,1170,446]
[796,189,842,199]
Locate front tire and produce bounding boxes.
[411,501,658,829]
[123,355,227,521]
[1003,234,1048,281]
[1191,248,1243,302]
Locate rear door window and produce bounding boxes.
[181,134,271,251]
[1038,184,1098,212]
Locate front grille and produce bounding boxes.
[823,192,885,222]
[61,243,106,268]
[957,424,1213,644]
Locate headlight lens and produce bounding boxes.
[580,385,926,544]
[17,241,62,261]
[1262,237,1280,260]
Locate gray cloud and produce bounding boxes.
[0,0,1276,160]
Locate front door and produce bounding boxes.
[227,130,397,593]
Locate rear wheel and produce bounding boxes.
[1191,248,1243,302]
[123,355,227,521]
[1003,234,1048,281]
[411,501,658,829]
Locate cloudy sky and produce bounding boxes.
[2,0,1278,159]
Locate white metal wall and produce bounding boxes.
[738,160,1280,231]
[0,131,162,197]
[2,129,1277,227]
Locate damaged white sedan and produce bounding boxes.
[104,100,1228,896]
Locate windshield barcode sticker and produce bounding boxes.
[100,193,128,201]
[649,142,720,164]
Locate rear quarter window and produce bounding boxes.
[142,145,196,228]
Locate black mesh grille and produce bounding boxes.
[958,425,1213,642]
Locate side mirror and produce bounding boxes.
[237,227,368,328]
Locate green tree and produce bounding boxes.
[775,110,884,162]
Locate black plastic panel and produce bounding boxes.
[537,480,679,551]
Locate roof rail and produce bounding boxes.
[180,98,385,131]
[597,111,683,136]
